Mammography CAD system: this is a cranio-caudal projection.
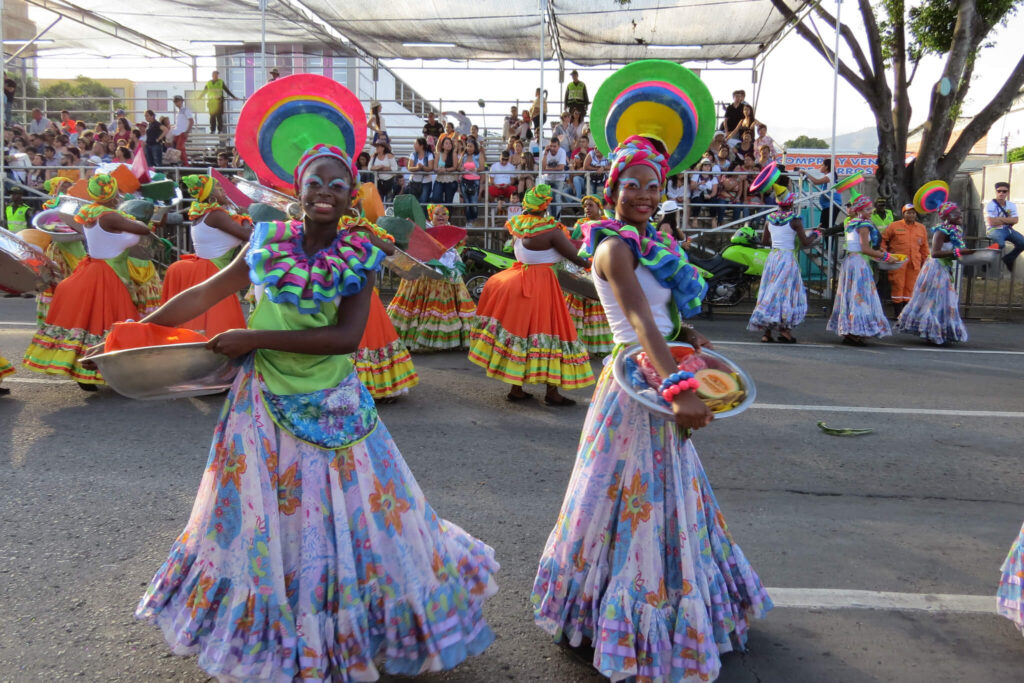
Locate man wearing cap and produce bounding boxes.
[882,204,930,316]
[202,70,238,135]
[564,70,589,120]
[170,94,194,165]
[985,181,1022,272]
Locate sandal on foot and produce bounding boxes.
[76,382,99,392]
[544,395,577,407]
[506,391,534,402]
[778,334,797,344]
[760,333,775,343]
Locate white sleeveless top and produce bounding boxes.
[513,238,562,264]
[83,221,140,259]
[594,264,673,344]
[845,224,863,253]
[192,211,243,260]
[768,221,796,250]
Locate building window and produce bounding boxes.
[147,90,167,114]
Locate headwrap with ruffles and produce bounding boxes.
[523,184,553,213]
[938,201,959,219]
[427,204,450,224]
[850,194,873,216]
[182,174,214,201]
[43,176,72,195]
[74,174,124,225]
[581,194,603,209]
[603,135,669,207]
[293,143,357,197]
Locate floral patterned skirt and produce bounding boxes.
[136,363,498,681]
[531,362,772,681]
[894,259,967,344]
[998,520,1024,635]
[826,254,891,338]
[747,250,807,331]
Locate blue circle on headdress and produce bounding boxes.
[604,85,698,171]
[258,100,356,184]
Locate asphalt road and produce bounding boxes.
[1,296,1022,683]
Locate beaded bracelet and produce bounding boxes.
[954,247,962,259]
[881,251,892,262]
[810,228,823,240]
[660,371,700,402]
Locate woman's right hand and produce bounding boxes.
[671,390,713,430]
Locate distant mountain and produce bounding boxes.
[832,126,878,152]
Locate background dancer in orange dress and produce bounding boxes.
[161,174,251,336]
[468,184,595,405]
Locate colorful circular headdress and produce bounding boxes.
[235,74,365,193]
[749,162,781,193]
[590,60,715,176]
[913,180,949,215]
[832,170,865,193]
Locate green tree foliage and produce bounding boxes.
[37,76,122,119]
[784,135,829,149]
[1008,146,1024,163]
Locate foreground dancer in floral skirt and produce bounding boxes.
[998,521,1024,635]
[531,137,772,682]
[894,201,970,345]
[129,144,498,681]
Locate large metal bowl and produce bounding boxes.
[0,227,62,294]
[385,248,444,280]
[959,249,1001,268]
[89,342,239,400]
[32,209,83,242]
[557,262,598,300]
[875,256,908,271]
[612,342,757,420]
[233,178,295,212]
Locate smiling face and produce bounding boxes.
[614,165,661,226]
[299,156,352,225]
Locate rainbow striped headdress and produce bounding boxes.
[604,135,669,207]
[293,143,356,196]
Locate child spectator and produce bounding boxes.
[754,124,777,161]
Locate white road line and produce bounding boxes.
[0,321,35,326]
[901,347,1024,356]
[713,341,835,349]
[3,377,69,384]
[767,587,995,614]
[753,403,1024,418]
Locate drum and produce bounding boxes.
[0,227,61,294]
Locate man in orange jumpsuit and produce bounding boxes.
[882,203,931,317]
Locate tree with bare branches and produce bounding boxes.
[769,0,1024,205]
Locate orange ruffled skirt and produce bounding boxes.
[0,354,14,383]
[468,262,594,389]
[161,254,246,337]
[22,257,139,384]
[354,290,419,399]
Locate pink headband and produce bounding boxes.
[938,201,959,219]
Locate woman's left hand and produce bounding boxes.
[207,329,259,358]
[683,326,714,351]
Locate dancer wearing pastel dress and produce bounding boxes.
[341,215,420,401]
[129,145,497,681]
[747,191,820,343]
[385,204,476,351]
[467,184,595,405]
[161,174,252,336]
[998,521,1024,635]
[565,194,614,356]
[894,200,969,345]
[22,174,156,389]
[531,137,771,682]
[826,194,893,346]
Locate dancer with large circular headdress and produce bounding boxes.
[531,61,771,682]
[134,124,498,679]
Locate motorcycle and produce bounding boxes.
[460,243,516,302]
[688,226,770,306]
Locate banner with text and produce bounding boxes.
[780,151,878,176]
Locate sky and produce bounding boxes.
[32,3,1024,149]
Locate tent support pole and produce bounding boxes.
[260,0,268,88]
[538,0,545,184]
[4,16,60,64]
[827,0,841,299]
